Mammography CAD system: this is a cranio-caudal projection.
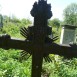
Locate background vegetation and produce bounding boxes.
[0,3,77,77]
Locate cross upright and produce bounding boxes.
[0,0,77,77]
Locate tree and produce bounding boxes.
[10,16,21,24]
[48,18,61,30]
[21,18,31,25]
[63,3,77,26]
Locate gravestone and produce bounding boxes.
[60,25,77,44]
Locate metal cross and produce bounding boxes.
[0,0,77,77]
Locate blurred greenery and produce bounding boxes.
[63,3,77,26]
[0,13,77,77]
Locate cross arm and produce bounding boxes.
[0,35,32,52]
[45,43,77,58]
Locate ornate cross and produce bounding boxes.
[0,0,77,77]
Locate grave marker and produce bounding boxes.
[60,25,77,44]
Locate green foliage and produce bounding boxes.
[0,15,32,38]
[1,47,77,77]
[0,15,77,77]
[51,27,61,43]
[21,18,32,26]
[63,3,77,26]
[0,49,31,77]
[48,18,62,43]
[49,18,61,30]
[42,57,77,77]
[3,24,20,37]
[0,15,32,77]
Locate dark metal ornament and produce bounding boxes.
[20,0,57,77]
